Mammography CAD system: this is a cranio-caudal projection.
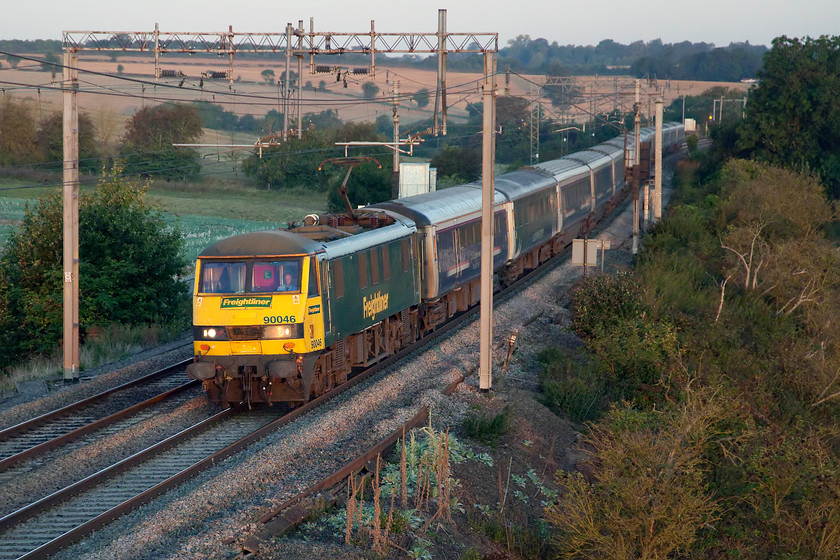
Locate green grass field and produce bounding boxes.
[0,176,327,263]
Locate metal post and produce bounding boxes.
[632,80,641,255]
[297,53,303,139]
[62,50,79,382]
[479,52,496,392]
[154,23,160,80]
[440,9,447,136]
[654,97,663,220]
[227,25,235,85]
[282,23,292,142]
[392,80,400,199]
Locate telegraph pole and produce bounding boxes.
[479,52,496,392]
[283,22,292,141]
[62,49,79,382]
[392,80,400,198]
[654,97,663,220]
[632,79,641,255]
[434,9,448,136]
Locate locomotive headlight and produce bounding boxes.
[194,326,227,340]
[263,324,304,340]
[264,325,292,339]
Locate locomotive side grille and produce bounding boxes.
[228,325,263,341]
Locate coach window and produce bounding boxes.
[359,252,369,288]
[370,248,380,285]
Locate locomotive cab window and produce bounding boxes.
[200,262,246,294]
[308,257,319,295]
[258,259,301,293]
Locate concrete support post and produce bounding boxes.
[392,81,400,199]
[434,9,447,136]
[632,80,641,255]
[282,23,292,142]
[654,98,663,220]
[62,50,79,382]
[479,52,496,391]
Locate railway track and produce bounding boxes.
[0,360,197,482]
[0,218,599,560]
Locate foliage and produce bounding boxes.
[119,103,203,180]
[572,273,643,340]
[557,156,840,557]
[546,394,721,560]
[663,86,747,124]
[632,42,765,81]
[462,405,513,445]
[260,68,275,84]
[242,120,382,192]
[361,81,380,100]
[737,35,840,197]
[325,160,393,212]
[0,163,188,366]
[430,145,481,183]
[34,111,100,172]
[537,348,607,422]
[412,88,430,108]
[0,97,38,166]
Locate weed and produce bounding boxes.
[462,405,513,445]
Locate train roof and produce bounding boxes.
[533,158,589,182]
[372,186,506,227]
[321,221,416,260]
[563,149,614,168]
[198,229,325,258]
[474,168,557,201]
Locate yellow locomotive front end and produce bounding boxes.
[186,231,326,406]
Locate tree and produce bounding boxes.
[0,163,187,365]
[35,111,100,171]
[119,103,203,180]
[326,161,392,211]
[737,35,840,197]
[412,88,430,108]
[261,68,275,84]
[430,145,481,182]
[362,81,380,99]
[5,53,20,68]
[0,97,38,165]
[117,64,124,74]
[40,52,60,74]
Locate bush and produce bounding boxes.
[572,273,643,340]
[462,405,512,445]
[537,348,607,422]
[0,163,188,366]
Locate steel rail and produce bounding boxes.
[0,379,199,472]
[0,357,193,440]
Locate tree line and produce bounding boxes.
[2,37,766,81]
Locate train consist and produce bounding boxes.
[187,123,685,406]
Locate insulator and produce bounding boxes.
[352,67,369,75]
[315,65,331,74]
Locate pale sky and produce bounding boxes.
[2,0,838,47]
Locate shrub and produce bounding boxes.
[462,405,512,445]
